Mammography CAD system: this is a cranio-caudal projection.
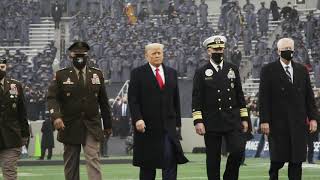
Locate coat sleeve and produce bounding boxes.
[192,69,204,125]
[304,67,319,122]
[47,73,63,121]
[173,70,182,127]
[234,66,249,122]
[128,69,143,125]
[259,65,271,124]
[17,83,30,138]
[98,71,112,129]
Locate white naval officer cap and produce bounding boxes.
[202,35,227,49]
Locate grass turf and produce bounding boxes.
[5,154,320,180]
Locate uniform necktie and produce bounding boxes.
[217,65,221,72]
[155,68,164,89]
[0,82,3,95]
[285,66,292,83]
[79,70,85,88]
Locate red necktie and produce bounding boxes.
[155,68,164,89]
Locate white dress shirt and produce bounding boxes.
[280,59,293,83]
[149,63,165,84]
[210,59,224,72]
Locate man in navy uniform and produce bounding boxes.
[47,41,112,180]
[0,57,30,180]
[192,36,250,180]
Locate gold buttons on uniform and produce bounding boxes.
[227,89,230,91]
[218,99,221,101]
[229,97,231,100]
[229,106,232,109]
[219,107,222,110]
[217,90,221,93]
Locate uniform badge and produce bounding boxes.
[12,103,16,109]
[227,68,236,80]
[63,78,74,85]
[9,84,18,96]
[205,69,213,77]
[92,74,101,84]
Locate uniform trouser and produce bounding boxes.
[0,147,21,180]
[63,133,102,180]
[307,138,314,162]
[204,131,244,180]
[269,162,302,180]
[139,133,177,180]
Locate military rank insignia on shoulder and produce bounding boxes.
[90,67,101,71]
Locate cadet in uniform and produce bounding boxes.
[192,36,250,180]
[47,42,112,180]
[0,57,30,180]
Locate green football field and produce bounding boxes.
[5,154,320,180]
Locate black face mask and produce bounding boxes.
[211,53,224,64]
[0,70,5,80]
[280,50,294,61]
[72,54,88,70]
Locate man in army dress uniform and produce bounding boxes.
[192,36,250,180]
[0,57,30,180]
[47,42,112,180]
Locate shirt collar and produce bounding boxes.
[279,59,292,69]
[149,63,163,72]
[74,66,87,74]
[210,59,223,70]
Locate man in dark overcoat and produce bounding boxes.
[128,43,188,180]
[259,37,319,180]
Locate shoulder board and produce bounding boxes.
[89,67,101,71]
[56,67,71,72]
[9,78,19,83]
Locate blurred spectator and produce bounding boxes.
[39,119,54,160]
[51,0,63,29]
[199,0,208,26]
[257,2,269,36]
[270,0,280,21]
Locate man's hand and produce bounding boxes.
[195,123,206,136]
[242,121,248,133]
[104,128,112,138]
[135,120,146,133]
[176,127,182,140]
[309,120,317,133]
[260,123,270,135]
[53,118,65,130]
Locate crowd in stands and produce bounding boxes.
[0,0,42,46]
